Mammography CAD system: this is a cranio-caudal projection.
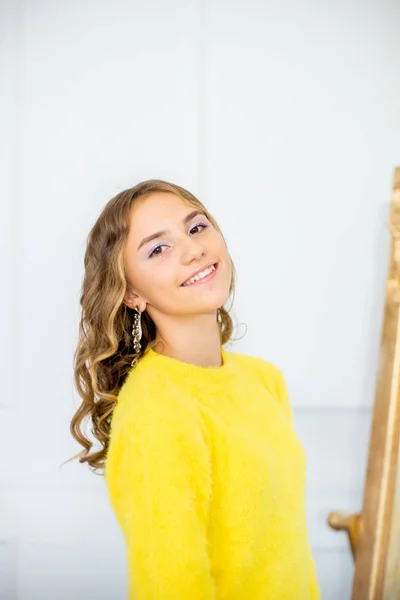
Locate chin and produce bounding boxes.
[206,289,231,312]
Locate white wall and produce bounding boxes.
[1,0,400,598]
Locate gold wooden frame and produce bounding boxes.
[328,167,400,599]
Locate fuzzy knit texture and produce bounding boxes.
[104,346,320,600]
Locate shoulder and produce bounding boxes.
[105,378,211,489]
[109,366,208,456]
[226,349,286,386]
[226,350,292,422]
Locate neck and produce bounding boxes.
[152,311,222,368]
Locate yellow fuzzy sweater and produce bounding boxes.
[104,346,320,599]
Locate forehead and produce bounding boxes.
[129,191,196,231]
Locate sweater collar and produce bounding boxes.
[139,345,232,382]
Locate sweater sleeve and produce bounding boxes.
[309,553,320,599]
[264,362,322,599]
[255,357,294,425]
[273,365,294,425]
[106,398,216,600]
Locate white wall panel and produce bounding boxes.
[204,0,400,410]
[313,548,354,600]
[0,2,22,598]
[0,0,21,413]
[0,539,17,600]
[295,408,372,492]
[3,486,126,599]
[1,0,400,597]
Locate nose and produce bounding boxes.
[180,236,206,265]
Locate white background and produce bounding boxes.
[1,0,400,598]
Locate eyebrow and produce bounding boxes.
[137,210,206,251]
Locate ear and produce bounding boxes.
[123,288,146,312]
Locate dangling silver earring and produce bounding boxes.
[217,308,222,324]
[131,308,143,367]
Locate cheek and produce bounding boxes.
[224,257,233,285]
[220,246,233,282]
[216,238,230,265]
[146,265,176,294]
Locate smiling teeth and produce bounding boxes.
[183,264,216,286]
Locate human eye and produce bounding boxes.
[189,222,208,235]
[148,244,168,258]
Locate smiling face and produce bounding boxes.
[123,191,232,322]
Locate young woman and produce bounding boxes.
[71,179,320,599]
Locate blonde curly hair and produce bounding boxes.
[69,179,237,474]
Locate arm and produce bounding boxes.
[262,361,321,599]
[272,365,294,425]
[106,399,216,600]
[308,553,320,599]
[255,357,294,425]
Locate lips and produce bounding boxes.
[181,262,219,287]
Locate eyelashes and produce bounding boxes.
[148,222,209,258]
[189,222,208,236]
